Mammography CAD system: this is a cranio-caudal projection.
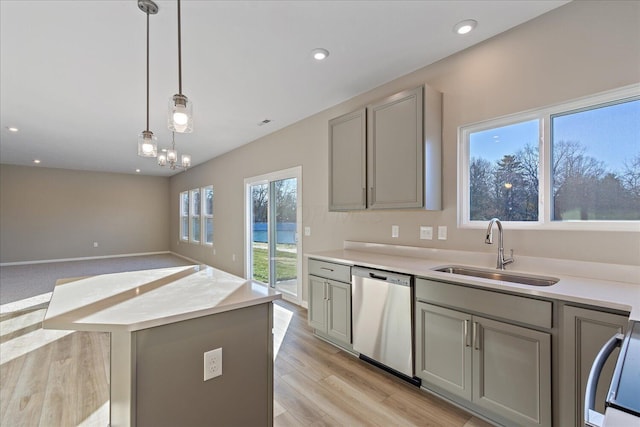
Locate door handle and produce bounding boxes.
[473,322,480,350]
[464,320,470,347]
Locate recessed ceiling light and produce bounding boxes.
[453,19,477,35]
[311,48,329,61]
[136,169,141,173]
[33,159,41,164]
[6,126,19,132]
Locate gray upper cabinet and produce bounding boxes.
[329,109,366,211]
[328,85,442,211]
[368,86,424,209]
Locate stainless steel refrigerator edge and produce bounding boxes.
[351,267,415,380]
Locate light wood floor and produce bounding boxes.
[1,298,491,426]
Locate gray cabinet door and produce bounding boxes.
[560,306,629,427]
[415,302,472,400]
[308,275,327,333]
[367,86,423,209]
[329,109,366,211]
[327,279,351,344]
[472,316,551,427]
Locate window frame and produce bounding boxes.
[179,191,189,242]
[189,188,201,243]
[458,84,640,232]
[202,185,214,246]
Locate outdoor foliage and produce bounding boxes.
[470,141,640,221]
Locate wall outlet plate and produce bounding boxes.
[438,226,447,240]
[391,225,399,238]
[420,226,433,240]
[204,348,222,381]
[304,226,311,236]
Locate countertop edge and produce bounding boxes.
[306,250,640,321]
[43,293,282,333]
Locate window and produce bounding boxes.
[190,188,201,243]
[180,191,189,241]
[459,85,640,230]
[551,99,640,221]
[203,186,213,245]
[179,186,214,245]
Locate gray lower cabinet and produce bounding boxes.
[308,259,352,349]
[415,280,552,427]
[559,305,629,427]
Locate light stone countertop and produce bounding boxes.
[43,264,281,333]
[306,241,640,321]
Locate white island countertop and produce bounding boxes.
[306,241,640,321]
[43,264,281,333]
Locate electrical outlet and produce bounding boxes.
[419,226,433,240]
[438,226,448,240]
[232,254,236,262]
[204,348,222,381]
[391,225,399,238]
[93,242,98,248]
[304,226,311,236]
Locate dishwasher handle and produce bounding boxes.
[584,332,624,427]
[368,272,388,281]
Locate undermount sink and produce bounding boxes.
[434,265,559,287]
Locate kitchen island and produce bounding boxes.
[43,264,281,427]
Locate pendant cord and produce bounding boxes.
[146,11,150,132]
[177,0,182,95]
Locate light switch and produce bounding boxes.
[391,225,399,238]
[420,226,433,240]
[438,226,447,240]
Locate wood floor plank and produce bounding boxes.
[39,332,78,426]
[281,370,371,427]
[1,333,53,425]
[274,375,327,425]
[75,332,109,424]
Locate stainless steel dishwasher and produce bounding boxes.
[351,266,420,386]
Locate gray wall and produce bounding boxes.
[0,165,170,263]
[169,1,640,302]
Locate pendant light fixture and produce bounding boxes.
[158,132,191,170]
[137,0,159,157]
[168,0,193,133]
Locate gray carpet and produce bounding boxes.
[0,254,194,305]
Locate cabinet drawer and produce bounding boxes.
[309,259,351,283]
[416,278,552,329]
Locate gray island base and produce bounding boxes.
[43,265,281,427]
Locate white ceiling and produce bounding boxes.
[0,0,568,176]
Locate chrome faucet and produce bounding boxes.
[485,218,514,270]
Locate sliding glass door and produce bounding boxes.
[245,167,302,302]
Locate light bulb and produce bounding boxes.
[142,141,154,154]
[168,94,193,133]
[167,149,178,162]
[181,154,191,168]
[158,154,167,166]
[173,106,189,126]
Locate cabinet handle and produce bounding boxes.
[323,282,327,300]
[473,322,480,351]
[362,187,366,205]
[464,320,470,347]
[320,267,334,272]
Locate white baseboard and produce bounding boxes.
[0,251,171,267]
[169,251,207,265]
